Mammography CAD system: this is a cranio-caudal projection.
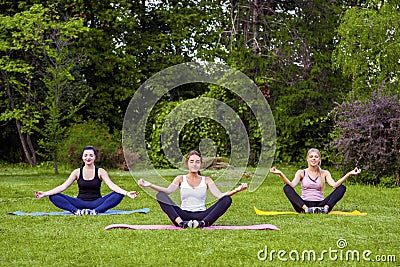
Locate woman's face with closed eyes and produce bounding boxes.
[187,154,201,173]
[82,149,96,165]
[307,150,321,167]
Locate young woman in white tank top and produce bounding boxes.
[138,150,247,228]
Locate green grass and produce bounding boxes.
[0,165,399,266]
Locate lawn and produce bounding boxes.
[0,165,399,266]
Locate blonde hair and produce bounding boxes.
[306,148,325,191]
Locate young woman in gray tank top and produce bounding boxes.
[269,148,361,213]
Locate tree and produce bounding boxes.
[36,9,89,173]
[0,6,44,165]
[69,0,226,131]
[0,4,89,171]
[222,0,352,163]
[0,0,229,165]
[333,0,400,98]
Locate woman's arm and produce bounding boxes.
[34,169,79,198]
[206,177,248,199]
[325,168,361,188]
[99,168,139,199]
[138,176,180,195]
[269,167,302,188]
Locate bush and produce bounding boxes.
[378,175,398,188]
[145,98,232,168]
[59,121,133,169]
[329,89,400,186]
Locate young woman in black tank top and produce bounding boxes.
[34,146,139,215]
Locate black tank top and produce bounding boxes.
[77,167,102,200]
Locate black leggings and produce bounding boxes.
[283,184,346,213]
[156,192,232,227]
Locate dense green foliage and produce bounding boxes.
[1,1,399,186]
[223,1,353,163]
[0,4,89,169]
[58,121,125,169]
[333,0,400,98]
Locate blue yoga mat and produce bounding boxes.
[8,208,150,216]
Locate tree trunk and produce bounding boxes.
[252,0,260,56]
[4,73,37,166]
[54,157,59,174]
[15,120,37,166]
[26,134,37,165]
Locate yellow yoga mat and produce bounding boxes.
[254,206,367,216]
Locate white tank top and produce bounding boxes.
[180,175,207,211]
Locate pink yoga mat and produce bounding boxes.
[104,224,280,230]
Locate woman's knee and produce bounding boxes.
[111,191,125,201]
[220,195,232,206]
[156,191,168,201]
[283,184,292,193]
[337,184,347,194]
[48,194,61,202]
[156,191,177,206]
[104,192,124,201]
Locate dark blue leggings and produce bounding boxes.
[49,192,124,213]
[156,191,232,227]
[283,184,346,213]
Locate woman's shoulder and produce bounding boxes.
[97,167,106,172]
[295,169,306,178]
[97,167,109,177]
[72,168,81,174]
[204,176,213,184]
[69,168,81,179]
[173,175,183,184]
[321,169,331,177]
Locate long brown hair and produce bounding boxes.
[185,150,202,175]
[306,148,325,190]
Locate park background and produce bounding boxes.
[0,1,399,266]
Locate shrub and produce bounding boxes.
[329,89,400,186]
[59,121,134,169]
[145,98,232,168]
